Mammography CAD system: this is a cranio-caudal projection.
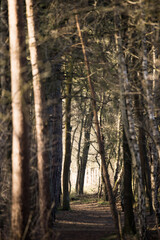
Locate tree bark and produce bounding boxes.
[123,129,136,235]
[114,112,121,184]
[140,6,160,224]
[48,63,63,220]
[8,0,29,238]
[63,61,72,210]
[114,6,146,239]
[134,94,153,215]
[76,116,84,194]
[25,0,51,235]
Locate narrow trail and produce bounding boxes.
[53,197,158,240]
[54,199,117,240]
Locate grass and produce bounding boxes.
[58,193,110,211]
[97,199,110,206]
[70,193,98,204]
[69,193,111,207]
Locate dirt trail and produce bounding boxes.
[53,198,159,240]
[54,200,117,240]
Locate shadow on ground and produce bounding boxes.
[54,196,117,240]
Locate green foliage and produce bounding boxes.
[97,200,109,206]
[70,193,98,203]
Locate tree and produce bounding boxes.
[75,107,85,194]
[8,0,29,238]
[25,0,52,235]
[48,63,63,220]
[4,1,160,238]
[134,93,153,216]
[114,4,146,239]
[63,60,73,210]
[0,0,11,237]
[140,0,160,225]
[123,129,136,235]
[76,14,121,240]
[77,104,93,194]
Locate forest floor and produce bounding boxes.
[53,194,159,240]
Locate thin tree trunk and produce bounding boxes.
[99,94,108,201]
[0,1,11,237]
[123,129,136,235]
[114,111,121,184]
[134,94,153,215]
[0,0,7,109]
[76,116,84,193]
[8,0,29,238]
[63,61,72,210]
[71,123,79,154]
[76,14,121,240]
[78,106,93,194]
[25,0,51,235]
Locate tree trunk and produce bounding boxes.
[123,129,136,235]
[47,63,63,220]
[76,14,121,240]
[0,1,11,237]
[150,146,160,225]
[63,61,72,210]
[76,116,84,193]
[78,106,93,194]
[8,0,29,238]
[134,94,153,215]
[25,0,51,235]
[114,112,121,184]
[114,7,146,239]
[141,16,160,225]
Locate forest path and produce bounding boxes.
[54,196,117,240]
[53,195,158,240]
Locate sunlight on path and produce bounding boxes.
[54,201,117,240]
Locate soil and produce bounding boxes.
[53,196,159,240]
[54,201,116,240]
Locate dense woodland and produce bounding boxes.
[0,0,160,239]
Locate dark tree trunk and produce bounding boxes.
[123,129,136,235]
[0,1,11,237]
[134,94,153,215]
[76,117,84,193]
[63,62,72,210]
[48,63,63,220]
